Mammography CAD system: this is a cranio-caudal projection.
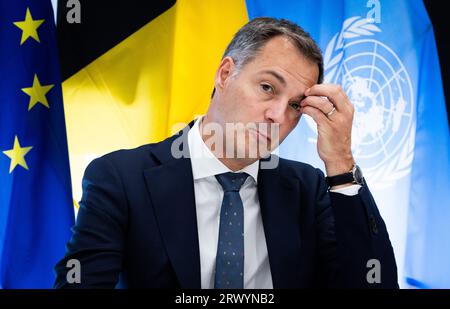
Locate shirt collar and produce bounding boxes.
[187,117,259,183]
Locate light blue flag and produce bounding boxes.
[246,0,450,288]
[0,0,74,287]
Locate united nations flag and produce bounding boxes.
[0,1,74,288]
[246,0,450,288]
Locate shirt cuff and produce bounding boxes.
[329,184,362,196]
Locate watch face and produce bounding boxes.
[353,165,364,184]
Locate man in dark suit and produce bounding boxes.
[54,17,398,288]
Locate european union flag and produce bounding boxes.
[246,0,450,288]
[0,1,74,288]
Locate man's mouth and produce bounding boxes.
[252,128,271,143]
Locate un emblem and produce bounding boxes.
[306,16,415,188]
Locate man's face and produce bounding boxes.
[211,35,319,160]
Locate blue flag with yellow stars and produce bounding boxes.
[0,1,74,288]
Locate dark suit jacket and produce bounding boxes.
[54,124,398,288]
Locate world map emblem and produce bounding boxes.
[305,16,416,188]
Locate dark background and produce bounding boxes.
[423,0,450,125]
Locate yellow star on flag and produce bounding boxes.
[13,7,45,45]
[2,135,33,173]
[21,74,54,110]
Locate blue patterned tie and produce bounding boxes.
[214,172,248,289]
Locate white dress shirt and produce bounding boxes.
[187,117,360,289]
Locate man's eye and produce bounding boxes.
[260,83,274,94]
[290,102,300,111]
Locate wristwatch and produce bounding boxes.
[325,164,364,187]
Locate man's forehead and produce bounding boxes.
[257,68,317,89]
[251,36,320,86]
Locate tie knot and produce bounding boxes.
[215,172,249,192]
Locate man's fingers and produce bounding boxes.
[301,105,330,127]
[305,84,349,111]
[301,96,335,116]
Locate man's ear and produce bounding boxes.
[214,57,236,94]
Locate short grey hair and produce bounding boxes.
[212,17,323,97]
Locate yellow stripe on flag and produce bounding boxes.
[168,0,248,134]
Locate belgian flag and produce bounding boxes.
[57,0,248,200]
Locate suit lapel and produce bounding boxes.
[258,159,303,288]
[143,127,201,288]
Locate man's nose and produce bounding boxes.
[265,100,286,124]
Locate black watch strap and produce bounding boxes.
[325,172,354,187]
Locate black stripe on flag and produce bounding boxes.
[57,0,176,80]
